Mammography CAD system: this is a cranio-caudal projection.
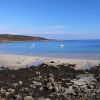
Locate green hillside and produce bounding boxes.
[0,34,48,42]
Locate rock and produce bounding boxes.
[30,84,36,89]
[58,87,66,93]
[48,77,54,82]
[24,87,29,91]
[32,81,42,86]
[18,81,23,85]
[24,96,34,100]
[48,73,54,78]
[5,92,10,97]
[8,88,15,94]
[11,75,15,78]
[39,76,42,78]
[19,88,24,92]
[44,73,59,92]
[36,82,42,86]
[44,98,51,100]
[39,87,43,91]
[0,67,5,70]
[36,71,40,75]
[50,61,55,63]
[13,94,21,100]
[0,99,6,100]
[12,83,18,87]
[48,73,54,82]
[46,82,53,90]
[45,62,58,68]
[30,84,33,87]
[0,60,100,99]
[0,88,6,94]
[32,81,37,85]
[46,82,59,92]
[37,97,51,100]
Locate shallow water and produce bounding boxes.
[0,40,100,59]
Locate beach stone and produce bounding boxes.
[48,64,58,68]
[54,85,59,92]
[46,82,53,90]
[0,88,6,94]
[48,73,54,82]
[59,87,66,93]
[13,94,21,100]
[24,96,34,100]
[19,88,25,92]
[50,61,55,63]
[8,88,15,94]
[5,92,10,97]
[39,76,42,78]
[38,97,51,100]
[46,82,59,92]
[39,87,43,91]
[44,98,51,100]
[30,84,36,89]
[36,82,42,86]
[36,71,40,75]
[30,84,33,87]
[11,75,15,78]
[18,81,23,85]
[48,73,54,77]
[24,87,29,91]
[32,81,42,86]
[12,83,18,87]
[32,81,37,85]
[44,73,59,92]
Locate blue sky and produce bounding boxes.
[0,0,100,39]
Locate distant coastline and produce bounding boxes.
[0,34,49,43]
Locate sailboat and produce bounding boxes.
[60,44,64,47]
[32,43,35,48]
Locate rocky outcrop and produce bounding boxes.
[0,62,100,99]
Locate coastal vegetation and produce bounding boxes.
[0,34,48,42]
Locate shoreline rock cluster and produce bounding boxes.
[0,61,100,100]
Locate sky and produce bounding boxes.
[0,0,100,39]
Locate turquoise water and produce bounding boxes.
[0,40,100,59]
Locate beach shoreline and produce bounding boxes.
[0,54,100,70]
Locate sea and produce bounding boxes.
[0,40,100,59]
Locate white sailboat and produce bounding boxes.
[60,44,64,47]
[32,43,35,48]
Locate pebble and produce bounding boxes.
[18,81,23,85]
[12,83,18,87]
[24,96,34,100]
[0,88,6,94]
[8,88,15,94]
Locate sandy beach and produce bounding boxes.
[0,54,48,69]
[0,54,100,70]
